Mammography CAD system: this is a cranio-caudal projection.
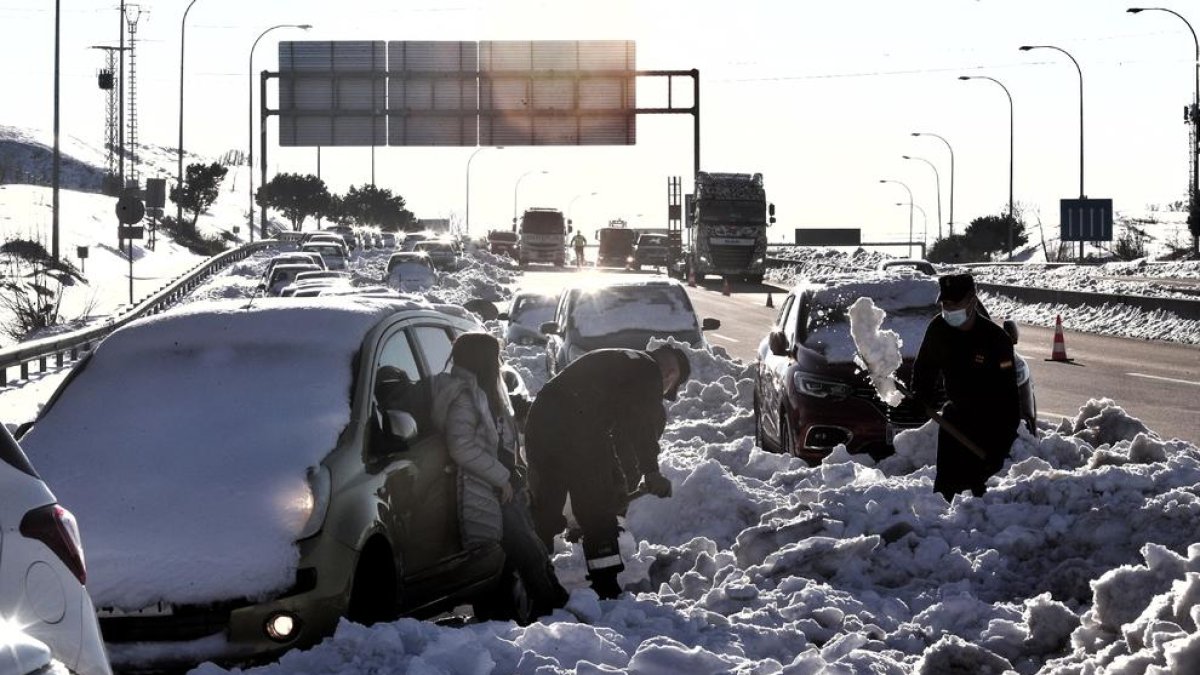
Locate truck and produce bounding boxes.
[518,207,566,268]
[595,219,637,269]
[686,172,774,284]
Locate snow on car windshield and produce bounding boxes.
[805,275,939,362]
[511,296,556,328]
[571,285,698,338]
[20,298,403,609]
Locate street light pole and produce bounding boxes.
[513,170,548,231]
[959,75,1016,255]
[911,132,955,236]
[1128,7,1199,254]
[567,191,599,226]
[902,155,942,239]
[177,0,200,225]
[249,24,310,243]
[881,179,915,257]
[1020,45,1085,200]
[898,202,929,250]
[52,0,61,260]
[465,146,503,237]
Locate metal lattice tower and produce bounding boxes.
[125,6,143,186]
[92,46,121,178]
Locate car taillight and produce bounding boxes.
[20,504,87,585]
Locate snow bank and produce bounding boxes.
[848,297,904,407]
[972,262,1200,298]
[21,298,409,609]
[981,291,1200,345]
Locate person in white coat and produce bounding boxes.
[431,332,567,619]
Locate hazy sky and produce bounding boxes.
[2,0,1197,243]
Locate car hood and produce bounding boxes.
[20,299,394,610]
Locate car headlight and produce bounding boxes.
[753,257,765,265]
[793,372,852,399]
[698,255,709,263]
[294,466,331,540]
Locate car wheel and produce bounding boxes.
[347,538,399,626]
[754,396,775,452]
[472,571,533,625]
[779,410,798,458]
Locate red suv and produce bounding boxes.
[754,274,944,464]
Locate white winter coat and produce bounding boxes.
[430,366,513,547]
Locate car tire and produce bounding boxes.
[472,571,533,625]
[347,538,399,626]
[754,396,775,453]
[779,410,798,458]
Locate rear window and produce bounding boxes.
[569,286,698,337]
[511,296,556,328]
[1,426,38,477]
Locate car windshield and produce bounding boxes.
[804,300,938,363]
[490,232,518,242]
[417,243,453,253]
[570,286,698,338]
[511,296,556,328]
[639,236,667,246]
[522,212,564,234]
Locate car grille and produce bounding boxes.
[850,379,945,428]
[710,245,755,270]
[101,606,234,643]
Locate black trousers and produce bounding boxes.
[499,490,568,616]
[933,423,1012,501]
[527,418,627,573]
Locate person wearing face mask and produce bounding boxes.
[912,273,1021,500]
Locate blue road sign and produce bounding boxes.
[1060,198,1113,242]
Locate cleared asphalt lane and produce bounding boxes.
[516,268,1199,443]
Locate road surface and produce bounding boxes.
[517,268,1199,443]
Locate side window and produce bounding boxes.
[377,330,420,382]
[373,329,428,447]
[412,325,454,375]
[782,294,801,346]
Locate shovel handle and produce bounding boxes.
[893,379,989,461]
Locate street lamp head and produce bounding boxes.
[910,132,921,137]
[879,179,888,184]
[1018,45,1035,51]
[298,24,313,29]
[957,75,971,80]
[901,155,912,160]
[1126,7,1145,14]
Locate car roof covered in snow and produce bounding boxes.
[793,272,939,312]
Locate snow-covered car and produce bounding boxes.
[385,253,437,293]
[0,426,111,675]
[263,263,321,296]
[262,253,325,284]
[754,273,1036,464]
[380,232,397,248]
[279,271,351,298]
[500,290,558,346]
[300,242,349,271]
[400,232,434,252]
[413,240,459,271]
[541,279,720,375]
[18,297,507,671]
[877,259,936,276]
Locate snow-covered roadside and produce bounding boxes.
[971,262,1200,300]
[981,292,1200,346]
[196,338,1200,675]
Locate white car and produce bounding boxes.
[542,278,720,375]
[412,241,458,271]
[1,426,111,675]
[500,291,558,346]
[264,263,322,296]
[300,242,349,271]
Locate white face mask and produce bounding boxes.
[942,308,969,327]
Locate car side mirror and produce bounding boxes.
[540,321,560,336]
[1002,319,1019,345]
[702,318,721,331]
[386,410,419,442]
[768,330,789,357]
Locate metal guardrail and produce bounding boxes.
[0,240,276,385]
[976,282,1200,321]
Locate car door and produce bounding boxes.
[760,292,798,444]
[368,322,459,574]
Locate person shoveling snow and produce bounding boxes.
[852,274,1022,500]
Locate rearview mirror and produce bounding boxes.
[386,411,419,442]
[768,330,789,357]
[702,318,721,331]
[540,321,560,336]
[1002,319,1019,345]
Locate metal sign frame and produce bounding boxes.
[795,228,862,246]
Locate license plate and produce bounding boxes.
[885,423,899,445]
[97,602,175,618]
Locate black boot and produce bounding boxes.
[586,568,622,600]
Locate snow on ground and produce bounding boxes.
[766,247,892,288]
[981,291,1200,346]
[971,262,1200,300]
[193,333,1200,675]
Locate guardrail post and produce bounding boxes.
[56,352,63,368]
[39,356,46,372]
[20,362,28,380]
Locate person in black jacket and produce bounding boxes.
[912,274,1020,500]
[525,345,690,599]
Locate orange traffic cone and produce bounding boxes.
[766,291,774,308]
[1046,314,1073,362]
[722,277,732,297]
[688,268,696,288]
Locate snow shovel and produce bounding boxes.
[890,378,988,461]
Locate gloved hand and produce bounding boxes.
[498,482,514,504]
[642,470,672,498]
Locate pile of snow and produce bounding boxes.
[972,263,1199,299]
[20,298,412,609]
[981,291,1200,345]
[803,274,938,363]
[766,247,895,288]
[1100,259,1200,280]
[848,297,904,407]
[197,332,1200,674]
